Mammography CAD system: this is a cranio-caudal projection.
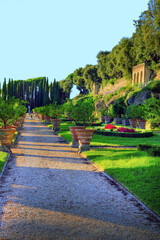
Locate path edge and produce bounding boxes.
[80,152,160,223]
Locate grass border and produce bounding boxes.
[81,151,160,222]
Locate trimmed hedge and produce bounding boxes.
[138,144,160,157]
[95,130,153,138]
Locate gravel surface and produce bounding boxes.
[0,115,160,240]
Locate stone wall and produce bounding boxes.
[132,63,151,86]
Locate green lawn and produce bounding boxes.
[0,151,8,174]
[83,148,160,216]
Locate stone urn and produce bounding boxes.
[114,118,122,125]
[0,129,16,147]
[137,119,146,129]
[105,116,113,124]
[51,119,61,131]
[129,119,137,128]
[75,129,95,153]
[69,126,85,148]
[122,119,130,126]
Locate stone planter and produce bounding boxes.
[137,119,146,129]
[100,116,105,123]
[75,129,95,153]
[114,118,122,125]
[44,116,51,124]
[129,119,137,128]
[0,129,16,146]
[69,126,85,148]
[105,116,113,124]
[51,119,61,131]
[122,119,130,126]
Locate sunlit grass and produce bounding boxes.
[0,151,8,174]
[84,148,160,216]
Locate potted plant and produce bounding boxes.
[142,95,160,130]
[64,98,95,152]
[136,105,146,129]
[40,106,51,124]
[49,104,63,131]
[0,98,17,151]
[109,97,126,125]
[125,104,141,128]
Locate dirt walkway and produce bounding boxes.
[0,115,160,240]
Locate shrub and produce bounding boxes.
[147,148,160,157]
[137,144,152,151]
[137,144,160,157]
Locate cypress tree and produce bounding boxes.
[11,79,14,98]
[2,78,7,100]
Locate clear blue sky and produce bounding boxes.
[0,0,149,98]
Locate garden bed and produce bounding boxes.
[95,129,153,138]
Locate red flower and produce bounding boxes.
[104,124,117,129]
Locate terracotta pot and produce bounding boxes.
[75,129,95,153]
[0,126,17,130]
[0,129,16,146]
[51,119,61,131]
[39,114,44,120]
[44,116,51,124]
[137,119,146,129]
[69,126,85,148]
[129,119,137,128]
[13,121,21,129]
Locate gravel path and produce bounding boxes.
[0,115,160,240]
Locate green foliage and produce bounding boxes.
[108,97,127,118]
[125,104,145,119]
[63,98,95,126]
[0,98,27,128]
[48,104,63,119]
[144,80,160,92]
[59,79,73,99]
[143,94,160,124]
[2,78,7,100]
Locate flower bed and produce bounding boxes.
[117,127,135,133]
[95,129,153,138]
[104,124,116,130]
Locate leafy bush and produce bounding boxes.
[125,104,145,119]
[108,97,126,118]
[143,95,160,125]
[63,98,95,126]
[144,80,160,93]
